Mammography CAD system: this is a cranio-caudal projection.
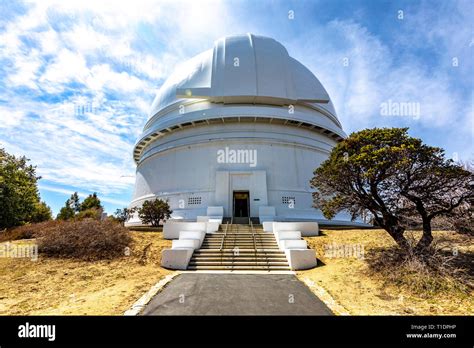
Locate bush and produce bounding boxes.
[365,237,472,297]
[30,201,53,223]
[114,207,137,226]
[137,199,172,227]
[0,148,41,228]
[76,208,102,221]
[38,219,131,260]
[0,220,59,242]
[80,193,102,211]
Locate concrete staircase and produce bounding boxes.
[187,223,291,271]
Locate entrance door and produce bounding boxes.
[233,191,249,218]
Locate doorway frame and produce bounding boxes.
[232,190,250,218]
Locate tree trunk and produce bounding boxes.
[381,215,409,250]
[415,217,433,251]
[387,225,410,250]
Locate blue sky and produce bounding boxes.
[0,0,472,216]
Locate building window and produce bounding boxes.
[282,196,296,205]
[188,196,202,205]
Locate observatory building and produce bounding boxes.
[128,34,352,225]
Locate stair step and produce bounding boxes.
[193,254,283,257]
[192,255,284,258]
[208,234,272,236]
[203,243,276,245]
[203,240,277,244]
[194,250,283,252]
[205,238,275,240]
[203,239,277,241]
[187,265,291,270]
[191,256,287,262]
[204,238,277,240]
[194,249,283,252]
[202,243,278,246]
[189,262,289,266]
[183,223,295,271]
[194,250,284,253]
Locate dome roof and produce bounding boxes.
[149,33,337,118]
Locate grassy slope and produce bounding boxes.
[297,229,474,315]
[1,228,472,315]
[0,231,173,315]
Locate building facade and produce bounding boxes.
[128,34,355,225]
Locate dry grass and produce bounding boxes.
[0,220,58,242]
[365,236,473,297]
[298,229,474,315]
[0,231,173,315]
[38,219,131,260]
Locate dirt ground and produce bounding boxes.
[0,231,174,315]
[297,229,474,315]
[1,228,472,315]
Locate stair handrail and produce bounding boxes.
[219,218,231,251]
[250,218,257,251]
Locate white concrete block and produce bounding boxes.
[172,239,200,250]
[260,216,275,223]
[161,248,194,270]
[179,231,206,247]
[273,222,319,236]
[206,221,220,233]
[275,231,302,248]
[163,222,207,239]
[208,218,223,224]
[196,216,209,222]
[275,231,302,241]
[279,239,308,250]
[262,221,274,232]
[285,249,317,270]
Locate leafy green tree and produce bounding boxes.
[76,208,102,220]
[0,148,41,228]
[137,199,172,227]
[80,193,102,211]
[70,192,81,213]
[56,198,75,220]
[311,128,473,251]
[114,207,137,226]
[30,201,53,223]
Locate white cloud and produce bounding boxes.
[0,107,26,128]
[1,0,472,208]
[39,49,89,89]
[7,50,42,89]
[86,64,149,93]
[38,184,130,206]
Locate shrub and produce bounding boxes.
[137,199,172,227]
[30,201,53,223]
[76,208,102,221]
[80,192,102,211]
[38,219,131,260]
[114,207,137,226]
[0,220,59,242]
[365,237,472,297]
[453,217,473,236]
[57,205,75,220]
[0,148,41,228]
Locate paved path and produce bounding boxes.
[141,273,333,315]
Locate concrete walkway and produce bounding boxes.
[141,273,333,315]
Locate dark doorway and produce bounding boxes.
[233,191,249,218]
